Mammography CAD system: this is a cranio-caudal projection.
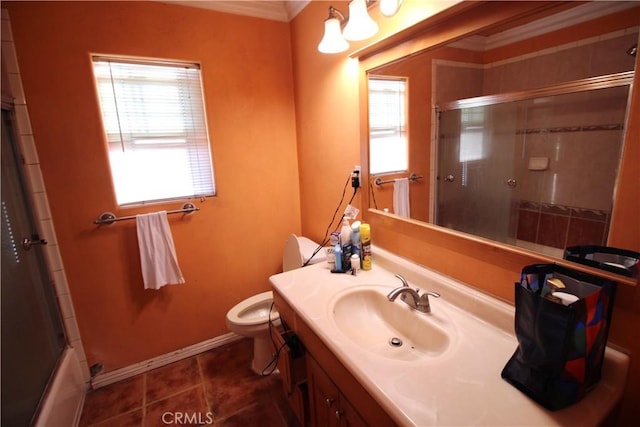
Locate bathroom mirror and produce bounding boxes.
[364,1,639,265]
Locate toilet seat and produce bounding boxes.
[226,291,278,326]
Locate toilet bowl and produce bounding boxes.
[225,234,325,374]
[226,291,280,374]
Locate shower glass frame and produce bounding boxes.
[434,71,634,256]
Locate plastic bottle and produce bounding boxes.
[360,223,372,270]
[350,220,361,261]
[327,231,340,267]
[340,217,351,248]
[340,217,352,269]
[350,254,360,275]
[334,241,342,272]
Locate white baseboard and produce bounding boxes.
[90,332,242,389]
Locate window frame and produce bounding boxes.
[91,55,216,206]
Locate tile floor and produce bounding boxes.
[79,338,300,426]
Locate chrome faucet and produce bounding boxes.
[387,274,440,314]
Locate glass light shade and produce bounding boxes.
[343,0,379,42]
[380,0,402,17]
[318,17,349,53]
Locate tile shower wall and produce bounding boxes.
[1,8,89,381]
[483,28,638,94]
[517,200,609,250]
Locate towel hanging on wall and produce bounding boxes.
[136,211,185,290]
[393,177,411,218]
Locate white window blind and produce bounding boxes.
[92,56,215,205]
[368,77,408,175]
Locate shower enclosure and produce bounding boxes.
[435,72,631,255]
[1,108,67,426]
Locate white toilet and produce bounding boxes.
[226,234,325,374]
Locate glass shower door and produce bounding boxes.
[436,102,518,243]
[435,82,628,251]
[1,109,66,426]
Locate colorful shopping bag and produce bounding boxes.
[501,264,616,410]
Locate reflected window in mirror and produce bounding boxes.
[368,77,408,175]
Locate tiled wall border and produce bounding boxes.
[1,8,90,383]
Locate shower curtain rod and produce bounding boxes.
[437,71,633,112]
[93,202,199,225]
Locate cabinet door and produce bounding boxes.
[307,356,340,427]
[337,395,367,427]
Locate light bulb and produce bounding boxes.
[318,17,349,54]
[343,0,378,42]
[380,0,402,17]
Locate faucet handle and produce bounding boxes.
[394,273,409,287]
[417,291,440,313]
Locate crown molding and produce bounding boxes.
[449,1,639,52]
[160,1,310,22]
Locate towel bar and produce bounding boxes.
[374,173,423,186]
[94,203,199,225]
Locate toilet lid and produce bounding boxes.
[283,234,304,272]
[283,234,326,272]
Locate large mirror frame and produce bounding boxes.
[358,1,638,290]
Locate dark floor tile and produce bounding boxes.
[198,339,253,381]
[145,385,212,427]
[216,400,286,427]
[79,376,144,426]
[146,357,201,404]
[80,339,295,427]
[90,409,143,427]
[205,372,281,419]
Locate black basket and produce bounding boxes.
[563,245,639,278]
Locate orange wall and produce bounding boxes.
[4,1,300,371]
[292,1,639,424]
[291,0,461,244]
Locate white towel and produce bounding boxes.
[393,178,411,218]
[136,211,185,290]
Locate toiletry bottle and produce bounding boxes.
[351,220,361,262]
[340,217,352,270]
[360,223,372,270]
[334,241,342,272]
[327,231,340,267]
[350,254,360,275]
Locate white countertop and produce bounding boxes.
[269,246,629,426]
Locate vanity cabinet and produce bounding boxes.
[273,289,396,427]
[307,355,366,427]
[273,326,308,426]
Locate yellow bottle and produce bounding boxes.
[360,223,372,270]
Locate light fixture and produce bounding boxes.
[343,0,379,42]
[318,6,349,54]
[379,0,403,17]
[318,0,404,54]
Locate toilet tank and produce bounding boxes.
[283,234,326,272]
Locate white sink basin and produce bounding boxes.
[330,285,451,361]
